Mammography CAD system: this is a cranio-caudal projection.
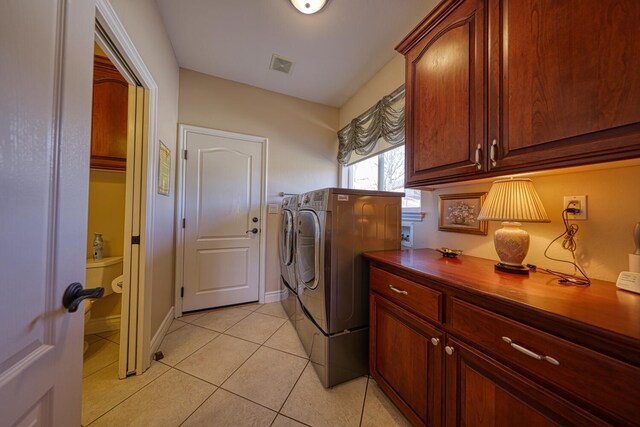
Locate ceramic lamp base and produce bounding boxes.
[495,262,529,275]
[493,222,530,274]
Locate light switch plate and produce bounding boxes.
[268,204,279,214]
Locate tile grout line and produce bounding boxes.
[256,319,309,360]
[214,318,310,423]
[276,359,310,415]
[209,338,263,389]
[82,359,119,382]
[88,303,301,426]
[85,366,174,426]
[217,387,282,418]
[158,325,223,367]
[176,384,219,427]
[170,340,261,390]
[271,413,314,427]
[358,376,370,427]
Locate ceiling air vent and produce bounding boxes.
[270,54,295,75]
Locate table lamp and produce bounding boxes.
[477,178,550,274]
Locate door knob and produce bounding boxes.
[63,282,104,313]
[246,228,259,234]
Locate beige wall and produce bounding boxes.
[109,0,180,334]
[339,55,405,129]
[86,170,126,258]
[86,169,126,318]
[340,56,640,283]
[179,68,339,293]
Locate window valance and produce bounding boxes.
[337,84,405,165]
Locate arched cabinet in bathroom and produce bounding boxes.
[91,54,129,171]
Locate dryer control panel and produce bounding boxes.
[300,190,329,210]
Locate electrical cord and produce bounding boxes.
[527,207,591,286]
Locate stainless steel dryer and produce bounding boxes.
[295,188,402,387]
[278,194,298,323]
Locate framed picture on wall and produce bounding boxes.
[157,141,171,196]
[438,192,488,235]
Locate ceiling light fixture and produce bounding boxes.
[289,0,328,15]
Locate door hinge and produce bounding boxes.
[131,235,140,245]
[182,218,186,228]
[180,287,184,298]
[183,149,188,160]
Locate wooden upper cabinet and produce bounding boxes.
[488,0,640,172]
[398,0,486,186]
[91,55,128,171]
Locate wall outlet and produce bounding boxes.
[563,195,587,220]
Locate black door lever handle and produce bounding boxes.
[63,282,104,313]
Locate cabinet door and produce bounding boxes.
[488,0,640,172]
[444,338,604,427]
[402,0,486,186]
[369,294,443,427]
[91,55,129,170]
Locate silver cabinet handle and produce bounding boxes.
[474,144,482,170]
[430,338,440,346]
[445,345,455,356]
[490,139,498,167]
[502,336,560,366]
[388,285,408,295]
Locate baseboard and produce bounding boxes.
[264,289,286,304]
[150,306,174,358]
[85,315,121,335]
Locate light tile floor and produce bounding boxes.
[82,302,410,427]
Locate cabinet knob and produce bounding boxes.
[445,345,455,356]
[430,338,440,346]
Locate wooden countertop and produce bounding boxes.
[363,248,640,345]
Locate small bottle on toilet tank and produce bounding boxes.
[93,233,103,260]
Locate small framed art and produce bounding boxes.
[438,192,488,235]
[157,141,171,196]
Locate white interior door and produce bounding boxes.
[0,1,94,425]
[182,127,265,312]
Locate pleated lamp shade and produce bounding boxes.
[478,178,549,274]
[477,178,550,223]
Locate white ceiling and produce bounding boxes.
[156,0,439,107]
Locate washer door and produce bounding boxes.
[296,210,320,290]
[279,209,294,266]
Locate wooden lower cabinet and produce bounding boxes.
[370,294,443,426]
[444,338,604,427]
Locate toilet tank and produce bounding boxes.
[86,256,123,296]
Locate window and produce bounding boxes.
[347,145,421,210]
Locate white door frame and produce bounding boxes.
[95,0,158,375]
[175,124,269,317]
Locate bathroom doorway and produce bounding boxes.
[82,1,160,384]
[82,40,147,381]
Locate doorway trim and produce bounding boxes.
[174,124,269,317]
[95,0,158,376]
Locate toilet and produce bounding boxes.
[84,256,123,352]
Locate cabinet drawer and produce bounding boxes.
[370,267,441,323]
[451,298,640,425]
